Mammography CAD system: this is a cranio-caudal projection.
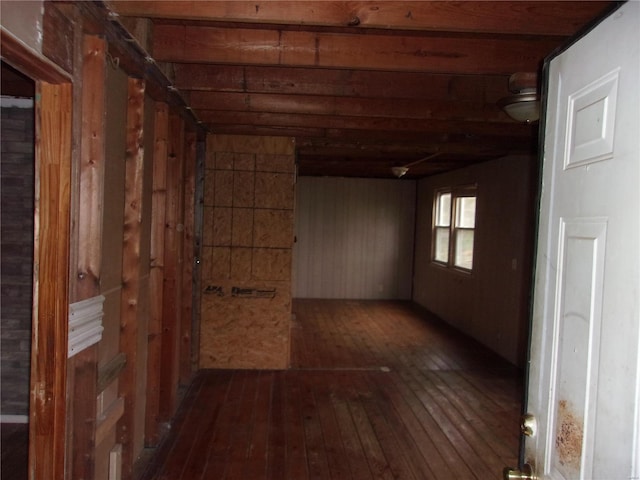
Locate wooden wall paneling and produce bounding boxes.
[180,131,197,384]
[95,60,128,480]
[131,93,155,460]
[191,140,205,371]
[412,155,537,366]
[159,113,185,421]
[293,177,416,300]
[31,81,72,480]
[76,35,106,299]
[145,102,168,446]
[117,77,146,479]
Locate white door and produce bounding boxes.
[514,3,640,480]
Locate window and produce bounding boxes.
[432,186,476,271]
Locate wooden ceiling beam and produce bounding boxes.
[189,91,511,122]
[209,124,325,138]
[205,123,532,152]
[198,110,534,137]
[294,139,521,158]
[296,142,527,159]
[172,64,511,102]
[152,24,560,75]
[109,1,611,36]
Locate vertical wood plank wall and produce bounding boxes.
[293,177,416,300]
[200,134,295,369]
[95,62,128,480]
[31,80,72,480]
[413,154,537,366]
[68,33,105,480]
[133,93,156,460]
[159,114,185,422]
[145,103,168,447]
[117,77,146,478]
[2,5,201,480]
[191,140,206,373]
[180,132,197,384]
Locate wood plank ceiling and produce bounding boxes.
[108,1,615,178]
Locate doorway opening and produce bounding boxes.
[1,60,35,480]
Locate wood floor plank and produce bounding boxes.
[330,372,375,480]
[172,371,232,480]
[132,300,523,480]
[224,371,262,480]
[239,371,273,480]
[313,375,353,480]
[386,371,476,480]
[299,374,332,479]
[266,371,286,480]
[197,370,246,479]
[283,372,309,480]
[347,393,396,480]
[359,372,427,480]
[370,371,454,479]
[143,372,206,480]
[402,368,501,479]
[431,370,518,461]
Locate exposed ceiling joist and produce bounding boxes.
[108,0,615,178]
[108,1,610,36]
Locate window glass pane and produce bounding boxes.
[456,196,476,228]
[436,192,451,227]
[434,227,450,263]
[454,229,474,269]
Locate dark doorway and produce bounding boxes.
[1,60,35,480]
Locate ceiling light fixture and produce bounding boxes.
[498,73,540,123]
[390,152,442,178]
[391,166,409,178]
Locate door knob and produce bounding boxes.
[503,463,535,480]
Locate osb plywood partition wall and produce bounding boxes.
[200,134,295,369]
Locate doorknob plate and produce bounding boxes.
[521,413,537,437]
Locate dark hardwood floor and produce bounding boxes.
[137,300,524,480]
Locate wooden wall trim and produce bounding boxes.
[30,81,72,480]
[1,27,72,84]
[159,113,185,421]
[76,35,106,298]
[117,77,146,478]
[145,102,169,446]
[67,34,110,480]
[180,131,197,384]
[191,140,206,372]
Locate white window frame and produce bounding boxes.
[432,185,477,272]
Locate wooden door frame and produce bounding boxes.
[1,28,73,480]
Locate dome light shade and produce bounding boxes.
[498,90,540,123]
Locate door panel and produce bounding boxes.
[525,3,640,479]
